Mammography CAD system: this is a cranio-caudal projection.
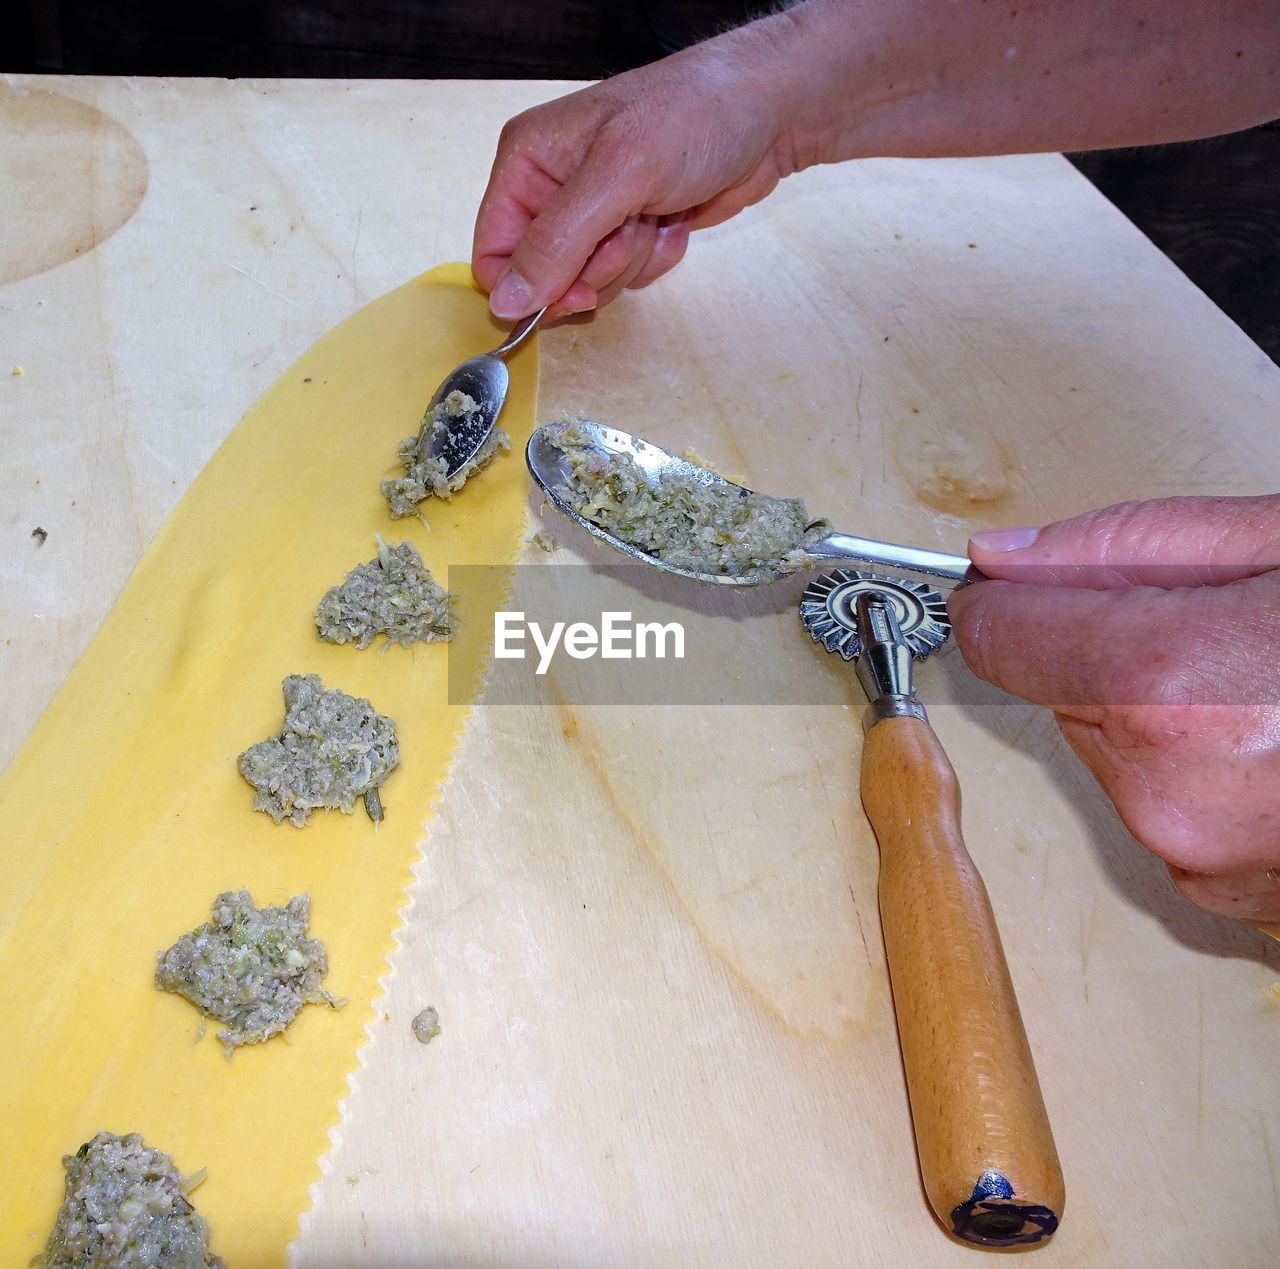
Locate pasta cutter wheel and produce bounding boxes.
[800,570,950,661]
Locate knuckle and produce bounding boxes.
[1097,704,1186,752]
[590,118,659,190]
[1123,659,1201,710]
[497,110,534,151]
[654,232,692,276]
[1055,500,1147,559]
[1109,595,1234,710]
[1040,497,1192,567]
[593,114,640,157]
[517,216,575,269]
[595,222,636,268]
[654,235,687,273]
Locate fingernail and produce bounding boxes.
[970,526,1040,552]
[490,270,533,319]
[546,304,590,322]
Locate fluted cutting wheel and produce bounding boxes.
[800,570,950,661]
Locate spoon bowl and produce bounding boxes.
[422,307,545,478]
[527,420,757,585]
[526,420,981,589]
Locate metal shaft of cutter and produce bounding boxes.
[854,591,928,727]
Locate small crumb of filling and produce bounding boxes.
[411,1006,441,1045]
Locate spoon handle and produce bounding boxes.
[861,715,1064,1247]
[812,532,981,587]
[489,307,547,359]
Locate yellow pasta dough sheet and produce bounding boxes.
[0,263,537,1263]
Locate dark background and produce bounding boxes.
[12,0,1278,363]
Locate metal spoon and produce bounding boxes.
[526,419,982,588]
[419,307,546,478]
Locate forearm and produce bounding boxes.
[747,0,1280,172]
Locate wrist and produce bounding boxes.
[733,0,923,175]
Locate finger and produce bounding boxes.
[542,217,659,319]
[472,94,604,293]
[948,569,1280,713]
[951,581,1143,715]
[1167,864,1280,924]
[576,214,655,302]
[688,161,785,231]
[1070,704,1280,921]
[592,216,661,309]
[473,150,565,294]
[968,494,1280,589]
[1057,710,1280,878]
[628,214,693,290]
[544,280,599,321]
[488,130,651,319]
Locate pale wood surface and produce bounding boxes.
[3,75,1280,1267]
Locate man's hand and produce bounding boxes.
[471,20,800,321]
[474,0,1280,319]
[949,495,1280,926]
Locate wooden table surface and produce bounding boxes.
[3,75,1279,1267]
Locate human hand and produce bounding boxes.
[472,0,1280,322]
[948,495,1280,928]
[471,16,807,320]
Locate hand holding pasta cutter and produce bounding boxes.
[802,569,1064,1248]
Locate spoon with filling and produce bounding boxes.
[418,307,546,479]
[526,419,983,588]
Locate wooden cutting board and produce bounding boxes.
[3,76,1278,1267]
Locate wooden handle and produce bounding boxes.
[861,715,1064,1247]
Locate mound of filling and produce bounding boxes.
[41,1131,220,1268]
[238,673,399,825]
[546,419,829,582]
[411,1006,441,1045]
[315,537,455,649]
[156,891,337,1053]
[382,390,509,518]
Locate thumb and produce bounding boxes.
[968,494,1280,589]
[488,133,648,320]
[947,569,1278,714]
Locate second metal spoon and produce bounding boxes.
[526,419,982,588]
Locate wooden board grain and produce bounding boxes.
[2,76,1279,1267]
